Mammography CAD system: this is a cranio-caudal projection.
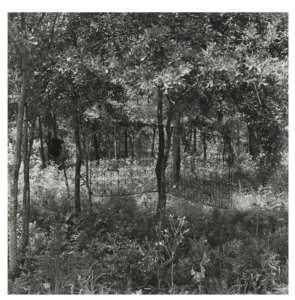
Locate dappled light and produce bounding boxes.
[8,12,288,295]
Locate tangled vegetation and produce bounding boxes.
[8,12,288,294]
[9,159,288,294]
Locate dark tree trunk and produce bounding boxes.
[128,132,134,159]
[155,89,173,238]
[183,130,191,152]
[20,105,29,254]
[9,13,27,278]
[248,124,260,160]
[46,131,52,162]
[38,115,46,168]
[82,125,93,216]
[114,123,117,160]
[172,112,181,190]
[118,124,121,158]
[125,126,128,158]
[138,128,142,159]
[74,110,82,216]
[107,132,111,159]
[217,111,223,130]
[21,108,34,254]
[237,119,240,156]
[203,133,207,166]
[151,126,156,157]
[92,124,100,162]
[51,106,57,139]
[193,127,197,153]
[62,158,70,199]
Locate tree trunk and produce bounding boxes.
[9,13,28,278]
[74,110,82,216]
[155,89,173,238]
[118,124,121,158]
[107,132,111,159]
[172,112,181,190]
[183,130,191,152]
[20,105,29,254]
[203,132,207,166]
[248,124,259,160]
[193,127,197,153]
[189,127,193,148]
[46,131,52,162]
[92,124,100,162]
[125,126,128,158]
[114,123,117,160]
[21,109,34,254]
[87,157,93,217]
[151,126,156,157]
[128,132,134,159]
[237,119,240,156]
[38,115,46,168]
[51,103,57,139]
[217,110,223,132]
[82,125,93,216]
[62,158,70,199]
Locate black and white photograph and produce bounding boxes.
[7,10,289,295]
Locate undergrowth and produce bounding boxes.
[8,165,288,294]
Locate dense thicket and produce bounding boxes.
[8,13,288,294]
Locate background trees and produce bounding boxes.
[8,13,288,286]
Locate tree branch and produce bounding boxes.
[33,13,46,34]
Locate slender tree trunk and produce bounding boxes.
[151,126,156,157]
[21,110,34,254]
[248,124,259,160]
[62,158,70,198]
[82,126,93,216]
[9,13,28,277]
[237,119,240,156]
[51,103,57,139]
[155,91,165,237]
[46,131,52,162]
[189,127,193,148]
[37,66,46,168]
[125,126,128,158]
[20,105,29,254]
[217,111,223,131]
[183,130,190,152]
[38,115,46,168]
[193,127,197,153]
[114,123,117,160]
[74,110,82,216]
[155,89,173,238]
[138,128,142,158]
[230,122,237,160]
[118,124,121,158]
[107,132,111,159]
[88,156,93,216]
[92,124,100,162]
[128,132,134,159]
[172,112,181,190]
[203,133,207,166]
[57,137,70,199]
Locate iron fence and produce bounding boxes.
[89,122,233,209]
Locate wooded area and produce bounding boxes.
[8,13,288,294]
